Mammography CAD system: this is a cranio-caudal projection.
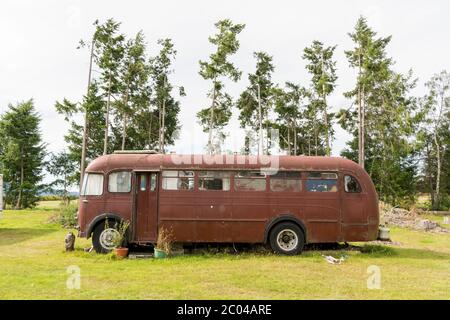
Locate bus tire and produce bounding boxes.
[269,222,305,255]
[92,220,120,254]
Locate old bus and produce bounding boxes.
[77,152,379,255]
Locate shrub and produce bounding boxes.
[56,202,78,228]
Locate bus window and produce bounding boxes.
[140,175,147,191]
[150,173,157,191]
[234,171,266,191]
[344,175,361,193]
[81,173,104,196]
[162,170,194,190]
[199,171,231,191]
[270,171,301,192]
[306,172,338,192]
[108,171,132,193]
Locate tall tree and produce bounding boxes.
[149,38,184,153]
[344,16,392,168]
[303,41,337,156]
[237,51,275,155]
[46,151,77,204]
[113,31,150,150]
[419,71,450,210]
[55,81,106,184]
[93,19,125,155]
[0,100,46,209]
[197,19,245,154]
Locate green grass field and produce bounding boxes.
[0,202,449,300]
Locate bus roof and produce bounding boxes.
[85,153,364,174]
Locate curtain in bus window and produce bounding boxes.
[199,171,231,191]
[108,171,131,192]
[270,171,301,192]
[162,171,194,190]
[234,171,266,191]
[82,173,104,196]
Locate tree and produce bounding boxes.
[273,83,309,155]
[46,151,77,204]
[55,81,106,184]
[113,31,150,151]
[344,16,392,168]
[419,71,450,210]
[149,38,185,153]
[237,52,275,155]
[339,17,420,206]
[93,19,125,155]
[0,100,46,209]
[303,41,337,156]
[197,19,245,154]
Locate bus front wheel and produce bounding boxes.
[269,222,305,255]
[92,220,120,254]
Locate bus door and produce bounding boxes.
[134,172,159,242]
[340,172,368,241]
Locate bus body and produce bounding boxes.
[77,153,379,254]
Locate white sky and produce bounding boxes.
[1,0,450,162]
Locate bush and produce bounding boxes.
[39,195,77,201]
[56,202,78,228]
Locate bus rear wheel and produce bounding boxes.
[92,220,120,254]
[269,222,305,255]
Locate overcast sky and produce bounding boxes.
[1,0,450,161]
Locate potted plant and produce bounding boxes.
[112,220,130,259]
[154,227,173,259]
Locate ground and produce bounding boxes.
[0,201,449,299]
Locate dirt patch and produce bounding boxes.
[380,202,450,234]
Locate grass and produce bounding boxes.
[0,202,449,299]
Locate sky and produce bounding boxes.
[1,0,450,163]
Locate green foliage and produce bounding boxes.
[46,151,77,203]
[198,19,245,154]
[55,201,78,228]
[0,100,46,209]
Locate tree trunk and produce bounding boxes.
[160,97,166,154]
[287,126,291,155]
[79,36,96,194]
[257,82,263,155]
[121,86,130,151]
[207,82,217,155]
[103,73,112,155]
[293,123,297,156]
[15,151,24,210]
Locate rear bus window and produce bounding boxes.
[162,171,194,190]
[81,173,104,196]
[270,171,301,192]
[108,171,132,193]
[234,171,266,191]
[199,171,231,191]
[344,175,361,193]
[306,172,338,192]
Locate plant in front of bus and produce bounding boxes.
[154,227,174,258]
[109,219,130,258]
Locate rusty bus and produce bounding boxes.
[77,152,379,255]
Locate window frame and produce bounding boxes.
[161,170,195,191]
[269,171,302,192]
[81,172,104,196]
[344,174,362,193]
[305,171,339,193]
[107,170,132,194]
[234,170,268,192]
[198,170,232,192]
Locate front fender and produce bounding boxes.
[86,213,124,239]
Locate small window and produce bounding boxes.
[199,171,231,191]
[140,175,147,191]
[81,173,104,196]
[306,172,337,192]
[162,170,194,190]
[234,171,266,191]
[344,175,361,193]
[150,174,157,191]
[108,171,132,193]
[270,171,301,192]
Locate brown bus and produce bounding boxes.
[77,152,379,255]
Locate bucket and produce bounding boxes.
[378,226,390,241]
[154,248,167,259]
